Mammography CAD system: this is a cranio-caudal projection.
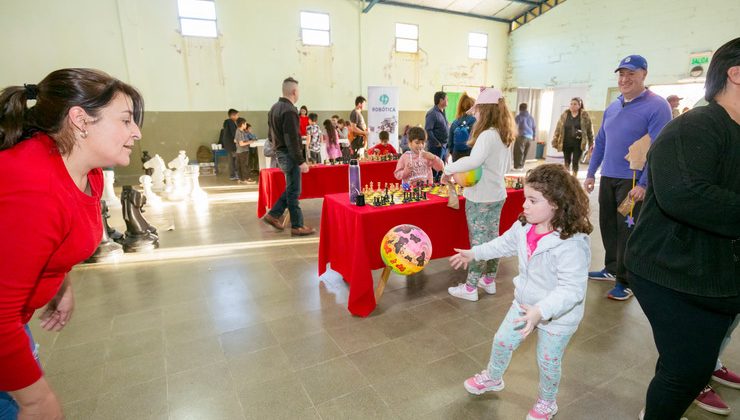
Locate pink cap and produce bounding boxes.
[468,87,504,114]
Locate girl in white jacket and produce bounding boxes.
[450,164,593,420]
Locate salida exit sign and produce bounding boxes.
[688,51,712,78]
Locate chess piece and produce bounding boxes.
[141,150,153,176]
[187,164,207,200]
[166,152,188,201]
[121,185,159,252]
[86,199,124,263]
[139,175,162,207]
[100,199,124,243]
[144,154,167,192]
[102,169,120,208]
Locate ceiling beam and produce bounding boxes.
[362,0,511,24]
[508,0,544,5]
[510,0,565,31]
[363,0,382,13]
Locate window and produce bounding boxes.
[395,23,418,53]
[300,11,331,46]
[178,0,218,38]
[468,32,488,60]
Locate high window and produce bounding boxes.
[395,23,419,53]
[300,11,331,46]
[177,0,218,38]
[468,32,488,60]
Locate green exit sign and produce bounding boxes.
[691,56,710,65]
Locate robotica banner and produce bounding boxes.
[367,86,399,149]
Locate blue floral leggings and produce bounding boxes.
[487,303,574,401]
[465,199,504,286]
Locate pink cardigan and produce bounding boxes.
[393,151,444,185]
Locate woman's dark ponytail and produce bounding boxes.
[0,86,32,150]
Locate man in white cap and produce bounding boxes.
[583,54,672,301]
[666,94,683,119]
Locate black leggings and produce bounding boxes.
[562,142,582,173]
[629,272,739,420]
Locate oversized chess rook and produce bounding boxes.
[187,164,207,200]
[102,169,120,207]
[121,185,159,252]
[85,200,124,263]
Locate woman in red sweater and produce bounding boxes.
[0,69,143,420]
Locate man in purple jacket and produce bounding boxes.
[583,55,671,301]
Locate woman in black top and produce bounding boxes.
[625,37,740,420]
[551,98,594,177]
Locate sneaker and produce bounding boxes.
[478,276,497,295]
[448,283,479,302]
[463,370,504,395]
[638,408,687,420]
[607,284,633,301]
[588,268,616,281]
[694,385,731,415]
[526,399,558,420]
[712,366,740,389]
[229,176,239,181]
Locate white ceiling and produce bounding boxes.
[376,0,539,21]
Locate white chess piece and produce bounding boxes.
[139,175,162,206]
[187,164,207,201]
[166,153,188,201]
[164,169,174,196]
[145,154,166,192]
[102,169,120,207]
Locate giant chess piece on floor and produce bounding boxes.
[141,150,154,176]
[144,154,167,192]
[121,185,159,252]
[187,163,207,200]
[139,175,162,207]
[102,169,120,207]
[166,152,188,201]
[101,199,124,243]
[86,200,124,263]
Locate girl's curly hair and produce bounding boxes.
[518,164,593,239]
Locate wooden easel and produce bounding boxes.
[374,266,393,302]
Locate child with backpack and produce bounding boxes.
[443,88,515,301]
[447,92,477,162]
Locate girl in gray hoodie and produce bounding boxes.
[450,164,593,420]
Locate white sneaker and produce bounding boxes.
[638,408,687,420]
[478,276,496,295]
[448,283,478,301]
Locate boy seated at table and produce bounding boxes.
[394,126,444,186]
[368,130,398,156]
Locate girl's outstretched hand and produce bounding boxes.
[514,304,542,337]
[449,248,474,270]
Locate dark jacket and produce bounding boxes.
[551,110,594,152]
[220,118,237,153]
[425,106,449,149]
[625,102,740,297]
[268,97,304,165]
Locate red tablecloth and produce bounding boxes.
[318,188,525,317]
[257,160,399,218]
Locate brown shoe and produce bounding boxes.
[262,214,285,231]
[291,226,316,236]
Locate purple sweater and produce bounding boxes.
[587,90,671,187]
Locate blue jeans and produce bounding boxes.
[0,326,38,420]
[427,145,446,182]
[268,151,304,229]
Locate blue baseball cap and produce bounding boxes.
[614,55,648,72]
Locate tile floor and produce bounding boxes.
[30,170,739,420]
